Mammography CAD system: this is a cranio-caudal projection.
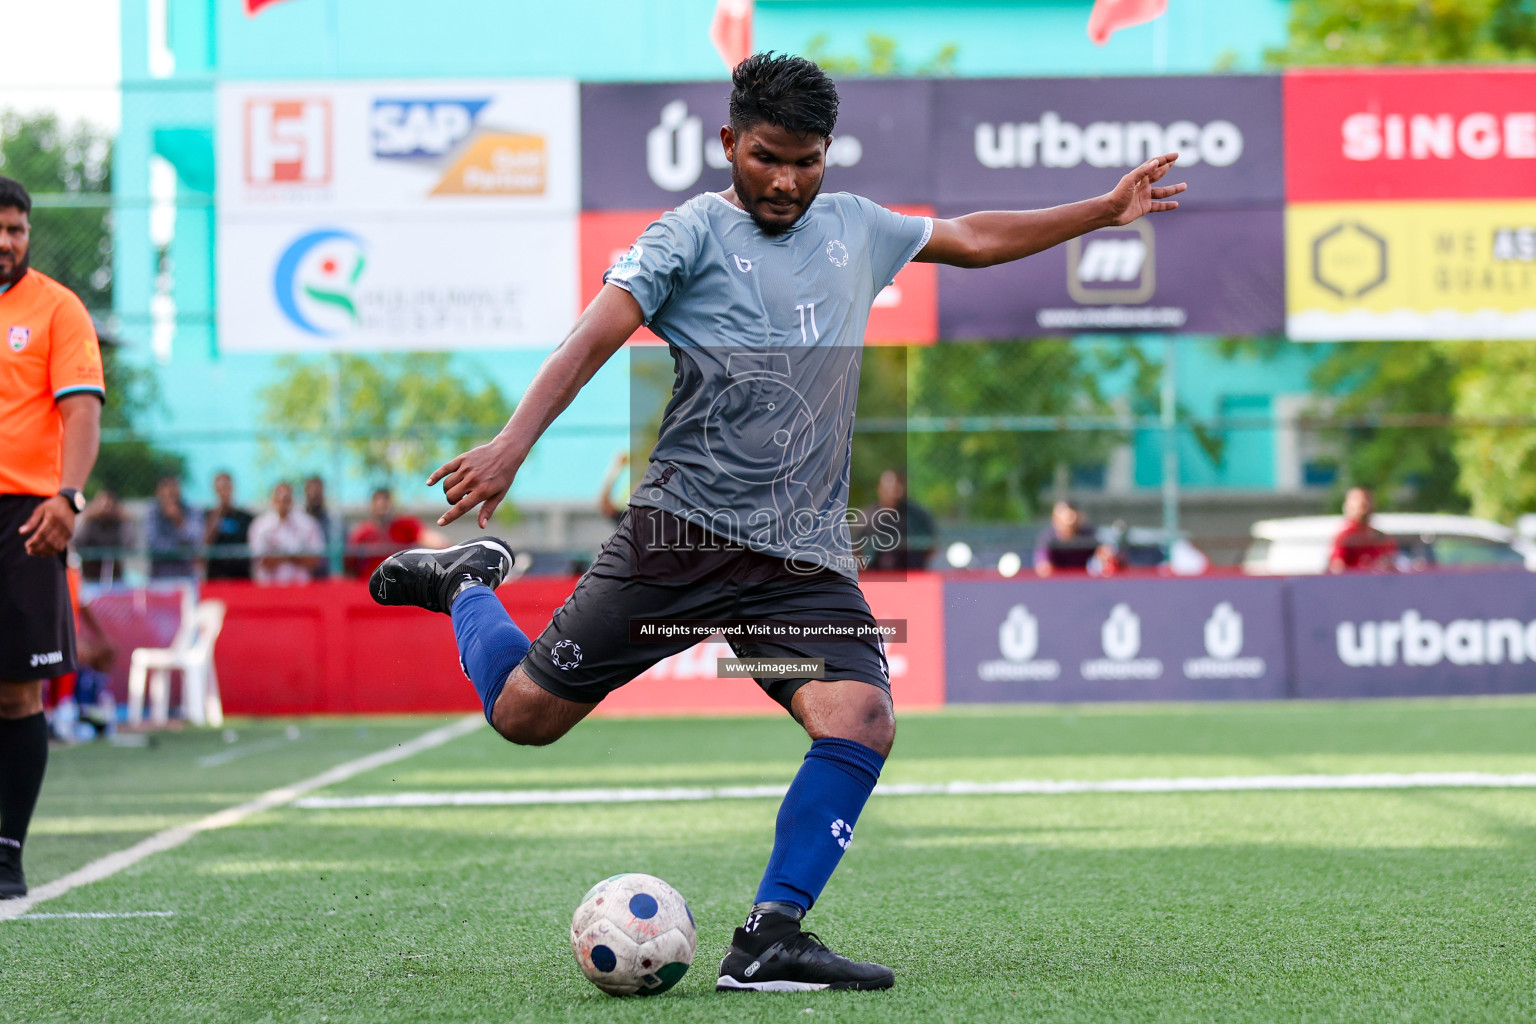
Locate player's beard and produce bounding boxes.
[0,247,28,286]
[731,162,822,237]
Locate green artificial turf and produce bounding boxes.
[8,698,1536,1023]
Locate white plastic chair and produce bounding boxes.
[127,599,226,728]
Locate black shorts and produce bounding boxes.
[0,495,77,682]
[522,506,889,710]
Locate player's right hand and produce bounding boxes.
[428,440,519,529]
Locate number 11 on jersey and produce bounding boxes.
[795,302,820,343]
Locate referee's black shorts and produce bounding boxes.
[521,506,889,711]
[0,495,78,682]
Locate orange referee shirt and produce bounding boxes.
[0,269,105,497]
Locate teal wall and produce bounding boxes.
[116,0,1306,508]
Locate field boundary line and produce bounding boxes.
[0,715,482,922]
[292,771,1536,810]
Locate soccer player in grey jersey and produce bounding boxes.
[373,52,1184,993]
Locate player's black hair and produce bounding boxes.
[0,175,31,215]
[729,52,839,139]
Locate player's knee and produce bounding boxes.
[493,713,569,747]
[0,681,44,719]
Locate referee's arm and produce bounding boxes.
[20,393,101,557]
[915,152,1187,269]
[429,284,645,529]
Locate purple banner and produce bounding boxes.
[580,80,931,210]
[932,76,1284,208]
[1290,571,1536,698]
[945,578,1290,703]
[938,207,1283,337]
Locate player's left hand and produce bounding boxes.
[1106,153,1186,225]
[19,496,76,557]
[428,439,520,529]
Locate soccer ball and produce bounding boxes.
[570,873,697,997]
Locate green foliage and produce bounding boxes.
[1269,0,1536,65]
[804,33,959,76]
[1308,342,1466,511]
[0,110,113,314]
[905,340,1119,520]
[1444,342,1536,520]
[257,353,511,496]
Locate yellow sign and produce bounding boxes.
[1287,200,1536,339]
[431,132,547,196]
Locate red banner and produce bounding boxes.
[1285,68,1536,202]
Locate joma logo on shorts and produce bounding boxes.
[29,650,63,668]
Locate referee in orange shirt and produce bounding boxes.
[0,176,104,899]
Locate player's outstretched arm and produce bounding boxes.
[915,153,1187,268]
[428,284,645,528]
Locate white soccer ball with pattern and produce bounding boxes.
[570,873,697,997]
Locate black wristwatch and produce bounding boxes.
[58,488,86,513]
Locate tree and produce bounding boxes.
[1445,342,1536,520]
[1270,0,1536,517]
[1,110,184,497]
[258,353,512,502]
[1269,0,1536,65]
[803,33,959,76]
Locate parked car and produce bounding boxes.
[1243,514,1536,575]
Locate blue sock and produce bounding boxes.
[450,585,531,724]
[754,737,885,913]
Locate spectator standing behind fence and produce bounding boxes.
[1328,486,1398,573]
[857,469,936,570]
[249,481,324,585]
[303,475,335,579]
[1034,500,1111,577]
[346,488,448,578]
[74,489,131,583]
[203,472,254,581]
[146,476,202,579]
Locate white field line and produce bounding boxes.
[17,911,176,920]
[292,771,1536,811]
[0,716,482,923]
[196,735,294,768]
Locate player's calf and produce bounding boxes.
[487,665,595,746]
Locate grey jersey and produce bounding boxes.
[605,191,932,578]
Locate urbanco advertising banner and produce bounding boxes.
[578,209,938,344]
[932,76,1284,208]
[945,578,1290,703]
[1289,571,1536,698]
[217,80,580,351]
[1284,68,1536,202]
[1286,200,1536,341]
[939,207,1284,337]
[579,80,932,210]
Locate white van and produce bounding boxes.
[1243,514,1536,575]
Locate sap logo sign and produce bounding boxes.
[372,99,490,159]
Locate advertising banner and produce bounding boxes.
[217,80,580,350]
[939,207,1284,336]
[932,75,1284,208]
[944,578,1289,703]
[1285,68,1536,203]
[579,80,932,210]
[217,217,577,352]
[1289,571,1536,697]
[218,80,579,215]
[578,208,938,344]
[1286,201,1536,341]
